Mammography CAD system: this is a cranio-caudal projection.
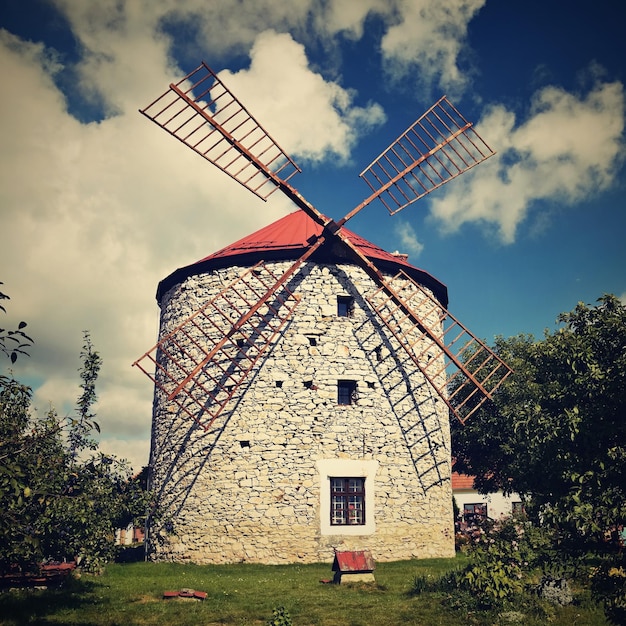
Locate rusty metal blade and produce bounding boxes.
[354,96,495,219]
[140,62,301,200]
[366,270,512,423]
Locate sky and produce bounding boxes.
[1,0,624,472]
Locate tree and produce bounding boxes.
[452,295,626,539]
[0,287,150,574]
[0,282,33,364]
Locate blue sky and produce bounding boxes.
[1,0,624,470]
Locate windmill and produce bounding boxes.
[134,62,512,564]
[134,62,511,429]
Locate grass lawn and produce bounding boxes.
[0,556,610,626]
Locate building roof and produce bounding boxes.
[451,471,476,491]
[157,210,448,306]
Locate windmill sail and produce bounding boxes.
[366,270,511,423]
[133,261,302,430]
[356,96,494,217]
[140,62,301,199]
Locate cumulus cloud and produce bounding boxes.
[316,0,390,40]
[429,80,626,242]
[394,221,425,258]
[380,0,486,95]
[51,0,482,101]
[220,31,386,164]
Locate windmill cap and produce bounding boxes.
[156,210,448,307]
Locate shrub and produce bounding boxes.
[590,561,626,625]
[267,606,292,626]
[456,516,557,607]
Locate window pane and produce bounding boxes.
[331,479,345,493]
[338,380,356,405]
[330,478,365,526]
[348,478,364,492]
[337,295,354,317]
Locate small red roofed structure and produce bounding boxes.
[332,550,375,584]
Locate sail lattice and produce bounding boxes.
[367,270,512,424]
[140,63,301,199]
[359,96,495,216]
[133,261,300,430]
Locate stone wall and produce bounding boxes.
[148,260,454,564]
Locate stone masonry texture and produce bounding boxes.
[147,260,455,564]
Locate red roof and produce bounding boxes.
[157,210,447,305]
[451,471,476,491]
[195,210,425,269]
[195,210,322,263]
[332,550,375,572]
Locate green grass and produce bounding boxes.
[0,557,610,626]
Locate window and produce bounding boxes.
[337,295,354,317]
[331,478,365,526]
[463,503,487,523]
[337,380,357,405]
[512,502,524,516]
[317,459,377,536]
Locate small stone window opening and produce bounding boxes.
[308,336,318,346]
[367,381,375,389]
[239,440,250,448]
[337,380,357,405]
[331,477,365,526]
[275,380,284,388]
[304,380,318,390]
[337,295,354,318]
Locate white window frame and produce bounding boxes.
[317,458,378,536]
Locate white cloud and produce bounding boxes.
[380,0,486,95]
[220,31,386,164]
[50,0,483,103]
[429,80,626,242]
[98,437,151,474]
[317,0,390,40]
[394,221,425,258]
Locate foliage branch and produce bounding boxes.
[0,284,150,575]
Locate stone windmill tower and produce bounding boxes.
[134,63,511,564]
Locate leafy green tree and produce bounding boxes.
[0,288,150,574]
[452,294,626,539]
[0,282,33,364]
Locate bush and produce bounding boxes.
[590,560,626,625]
[455,516,558,607]
[267,605,292,626]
